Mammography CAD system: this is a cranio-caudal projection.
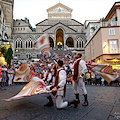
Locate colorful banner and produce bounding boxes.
[35,33,51,57]
[87,63,119,83]
[4,77,47,101]
[13,63,31,82]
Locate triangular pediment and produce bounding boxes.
[43,22,77,33]
[47,3,72,13]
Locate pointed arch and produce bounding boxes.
[15,38,22,49]
[66,37,74,47]
[80,40,84,48]
[77,41,79,48]
[15,41,17,48]
[56,28,64,49]
[26,37,33,48]
[26,41,27,48]
[76,37,84,48]
[49,37,54,48]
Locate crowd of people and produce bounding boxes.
[0,52,120,88]
[0,52,120,109]
[0,65,15,87]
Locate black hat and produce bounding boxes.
[57,60,63,67]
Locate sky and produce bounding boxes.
[13,0,119,27]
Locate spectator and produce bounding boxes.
[95,73,101,85]
[8,67,14,86]
[101,78,105,86]
[86,70,91,85]
[1,70,7,87]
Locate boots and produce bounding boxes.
[82,94,88,106]
[44,96,54,107]
[68,99,78,108]
[75,93,80,103]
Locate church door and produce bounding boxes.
[56,29,64,50]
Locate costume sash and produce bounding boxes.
[44,73,49,82]
[50,69,66,97]
[73,58,81,81]
[53,65,57,77]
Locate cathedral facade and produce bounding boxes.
[12,3,86,60]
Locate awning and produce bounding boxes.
[105,58,120,62]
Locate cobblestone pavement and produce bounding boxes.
[0,84,120,120]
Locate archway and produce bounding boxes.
[49,37,54,49]
[56,29,64,49]
[79,40,84,48]
[66,37,74,47]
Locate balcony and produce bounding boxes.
[101,21,117,27]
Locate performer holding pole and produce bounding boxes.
[46,60,78,109]
[72,53,88,106]
[44,68,54,107]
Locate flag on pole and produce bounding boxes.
[13,63,30,82]
[3,77,63,101]
[86,63,119,83]
[35,33,51,57]
[4,77,47,101]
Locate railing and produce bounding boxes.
[101,21,117,27]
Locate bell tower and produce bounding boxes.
[1,0,14,38]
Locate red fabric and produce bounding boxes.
[73,58,81,81]
[50,69,64,89]
[44,73,49,82]
[53,65,57,77]
[89,70,92,77]
[0,67,1,77]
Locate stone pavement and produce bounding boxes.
[0,84,120,120]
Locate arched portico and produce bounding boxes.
[56,28,64,49]
[49,37,54,49]
[66,37,74,47]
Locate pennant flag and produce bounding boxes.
[13,63,30,82]
[35,33,51,57]
[86,63,119,83]
[4,77,47,101]
[4,77,64,101]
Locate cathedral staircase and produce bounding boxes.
[50,49,71,56]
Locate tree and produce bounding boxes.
[100,17,105,26]
[0,47,6,56]
[0,46,13,66]
[5,47,13,66]
[100,17,105,22]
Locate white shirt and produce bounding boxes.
[69,63,73,69]
[47,73,52,82]
[2,68,7,71]
[57,68,66,88]
[73,59,87,76]
[78,60,87,76]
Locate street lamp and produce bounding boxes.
[103,41,108,54]
[103,41,107,49]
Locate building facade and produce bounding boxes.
[12,3,86,60]
[84,20,100,42]
[0,0,14,39]
[85,2,120,69]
